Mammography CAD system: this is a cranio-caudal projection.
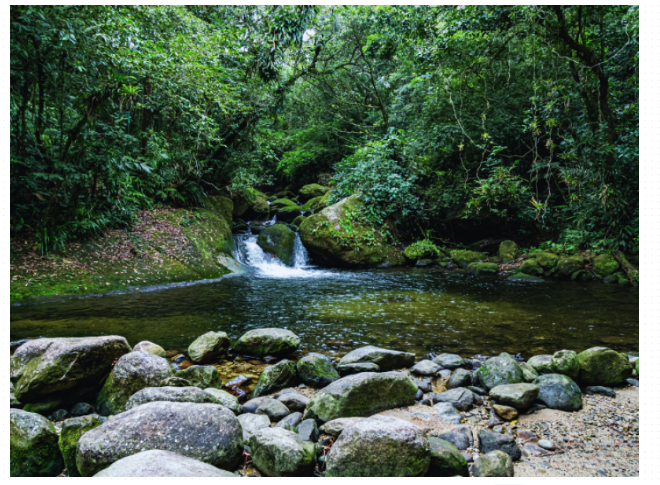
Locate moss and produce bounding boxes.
[449,250,486,268]
[271,198,298,209]
[467,262,499,275]
[257,225,296,266]
[535,252,559,270]
[499,240,519,261]
[291,215,306,227]
[404,240,440,261]
[557,255,585,276]
[298,183,329,201]
[58,416,101,477]
[519,259,543,275]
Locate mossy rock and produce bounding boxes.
[257,225,296,266]
[298,184,329,202]
[450,250,486,268]
[532,374,582,411]
[519,259,543,275]
[404,240,441,261]
[527,354,553,374]
[175,365,222,390]
[296,353,340,388]
[58,415,102,477]
[291,215,306,227]
[593,253,620,277]
[577,347,633,386]
[253,360,297,397]
[233,328,301,358]
[550,350,579,380]
[467,262,499,275]
[271,198,298,209]
[302,196,322,211]
[499,240,519,261]
[249,427,316,477]
[188,331,230,364]
[427,437,469,477]
[507,273,543,282]
[534,252,559,270]
[476,353,524,391]
[557,255,585,276]
[276,206,304,223]
[11,409,63,477]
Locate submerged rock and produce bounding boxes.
[296,352,340,388]
[253,360,297,397]
[472,450,514,477]
[257,225,297,266]
[233,328,301,358]
[476,353,524,390]
[125,386,216,410]
[175,365,222,390]
[338,345,415,372]
[507,273,544,282]
[427,437,469,477]
[577,347,633,386]
[10,408,63,477]
[94,450,235,477]
[532,374,582,411]
[188,331,230,364]
[58,415,102,477]
[249,427,316,477]
[133,341,166,357]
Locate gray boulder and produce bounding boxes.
[432,388,474,411]
[242,396,269,413]
[58,415,102,477]
[255,398,290,422]
[410,360,441,375]
[532,374,582,411]
[489,383,540,409]
[338,346,415,372]
[472,450,514,477]
[125,386,215,410]
[297,419,319,442]
[10,408,63,477]
[304,372,417,422]
[133,341,166,357]
[325,415,430,477]
[433,402,462,424]
[319,417,365,435]
[253,360,297,397]
[276,390,310,412]
[11,336,131,403]
[478,429,522,461]
[94,450,235,477]
[188,331,230,364]
[203,388,241,414]
[96,351,174,416]
[337,362,380,376]
[520,362,539,382]
[279,412,304,429]
[448,368,473,389]
[583,386,616,398]
[77,401,243,476]
[238,413,271,443]
[527,354,553,374]
[427,437,469,477]
[476,353,524,390]
[437,427,473,451]
[249,427,316,477]
[432,353,465,370]
[296,353,340,388]
[175,365,222,390]
[233,328,300,358]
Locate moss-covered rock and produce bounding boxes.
[467,262,499,275]
[299,195,405,268]
[557,255,585,276]
[302,196,321,211]
[535,252,559,270]
[450,250,486,268]
[188,331,230,364]
[527,354,553,375]
[472,450,513,477]
[577,347,633,386]
[276,206,304,223]
[249,427,316,477]
[270,198,298,209]
[233,328,301,358]
[10,409,63,477]
[338,345,415,372]
[635,358,639,376]
[499,240,519,261]
[257,225,296,266]
[58,415,102,477]
[532,374,582,411]
[520,362,538,382]
[253,360,297,397]
[550,350,579,380]
[175,366,222,390]
[133,341,166,357]
[427,437,469,477]
[298,184,329,202]
[296,353,340,388]
[203,388,241,414]
[477,353,524,391]
[404,240,441,261]
[507,273,544,282]
[291,215,306,227]
[593,253,620,277]
[519,259,543,275]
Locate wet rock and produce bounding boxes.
[478,429,522,461]
[493,404,518,421]
[338,345,415,372]
[304,372,417,422]
[257,225,297,266]
[583,386,616,398]
[577,347,633,386]
[538,439,556,451]
[233,328,301,358]
[489,383,540,408]
[277,390,310,412]
[253,360,297,397]
[527,354,554,374]
[427,437,469,477]
[532,374,582,411]
[175,365,222,390]
[296,352,340,388]
[11,336,131,403]
[448,368,473,388]
[520,362,539,382]
[10,409,63,477]
[467,262,500,275]
[411,377,433,393]
[70,402,93,416]
[626,378,639,387]
[467,385,488,396]
[550,350,580,380]
[325,415,430,477]
[557,255,586,276]
[249,427,316,477]
[410,359,441,375]
[238,413,271,443]
[202,388,241,414]
[433,387,474,411]
[297,419,319,442]
[432,353,465,370]
[256,398,290,422]
[96,351,174,416]
[337,362,380,375]
[280,412,304,429]
[476,353,524,390]
[507,273,544,282]
[438,428,472,451]
[472,450,514,477]
[188,331,230,364]
[51,409,68,421]
[58,415,102,477]
[242,396,270,414]
[126,386,216,410]
[433,402,462,424]
[94,450,235,477]
[133,341,166,358]
[319,417,365,435]
[78,401,243,476]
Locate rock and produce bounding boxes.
[325,415,430,477]
[22,397,64,416]
[203,388,241,414]
[520,362,539,382]
[277,390,310,412]
[489,383,540,408]
[96,351,174,415]
[94,450,235,477]
[70,402,93,416]
[133,341,166,357]
[432,353,466,370]
[507,272,544,282]
[58,415,102,477]
[297,419,319,442]
[593,253,620,277]
[467,385,488,396]
[476,353,524,390]
[519,259,543,275]
[175,365,222,391]
[296,352,340,388]
[188,331,230,364]
[557,255,585,276]
[257,225,297,266]
[427,437,469,477]
[253,360,297,397]
[11,336,131,403]
[338,345,415,372]
[478,429,522,461]
[583,386,616,398]
[125,386,216,410]
[256,398,290,422]
[337,362,380,375]
[487,416,502,428]
[472,450,514,477]
[626,378,639,387]
[412,377,433,393]
[528,354,553,374]
[493,404,518,421]
[410,359,441,375]
[249,427,316,477]
[304,372,417,422]
[233,328,301,358]
[538,439,556,451]
[276,421,294,431]
[467,262,500,275]
[535,252,559,270]
[499,240,519,261]
[51,409,68,421]
[280,412,304,429]
[77,402,243,476]
[161,376,191,387]
[10,409,63,477]
[433,402,462,424]
[238,413,271,442]
[10,392,22,409]
[298,184,329,201]
[291,215,306,227]
[532,374,582,411]
[550,350,579,380]
[448,368,473,388]
[404,240,442,260]
[438,428,473,450]
[299,195,406,267]
[319,417,365,435]
[516,429,538,444]
[577,347,633,386]
[450,250,486,268]
[433,388,474,411]
[242,396,270,413]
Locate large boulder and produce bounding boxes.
[238,413,271,443]
[532,374,582,411]
[478,429,522,461]
[233,328,300,358]
[472,450,514,477]
[304,372,417,422]
[476,353,524,390]
[133,341,166,357]
[450,250,486,267]
[325,415,430,477]
[338,345,415,372]
[427,437,469,477]
[188,331,230,364]
[593,253,620,277]
[58,415,102,477]
[299,195,406,267]
[96,351,174,416]
[499,240,519,261]
[94,450,236,477]
[11,336,131,403]
[249,427,316,477]
[550,350,579,380]
[125,386,217,410]
[257,225,296,266]
[253,360,297,397]
[175,365,222,390]
[10,409,63,477]
[77,401,243,476]
[203,388,241,414]
[557,255,585,276]
[528,354,553,374]
[296,353,340,388]
[298,184,329,202]
[276,390,310,412]
[577,347,633,386]
[489,383,539,409]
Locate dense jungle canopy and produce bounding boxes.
[10,5,639,254]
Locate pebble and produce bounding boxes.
[538,439,555,451]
